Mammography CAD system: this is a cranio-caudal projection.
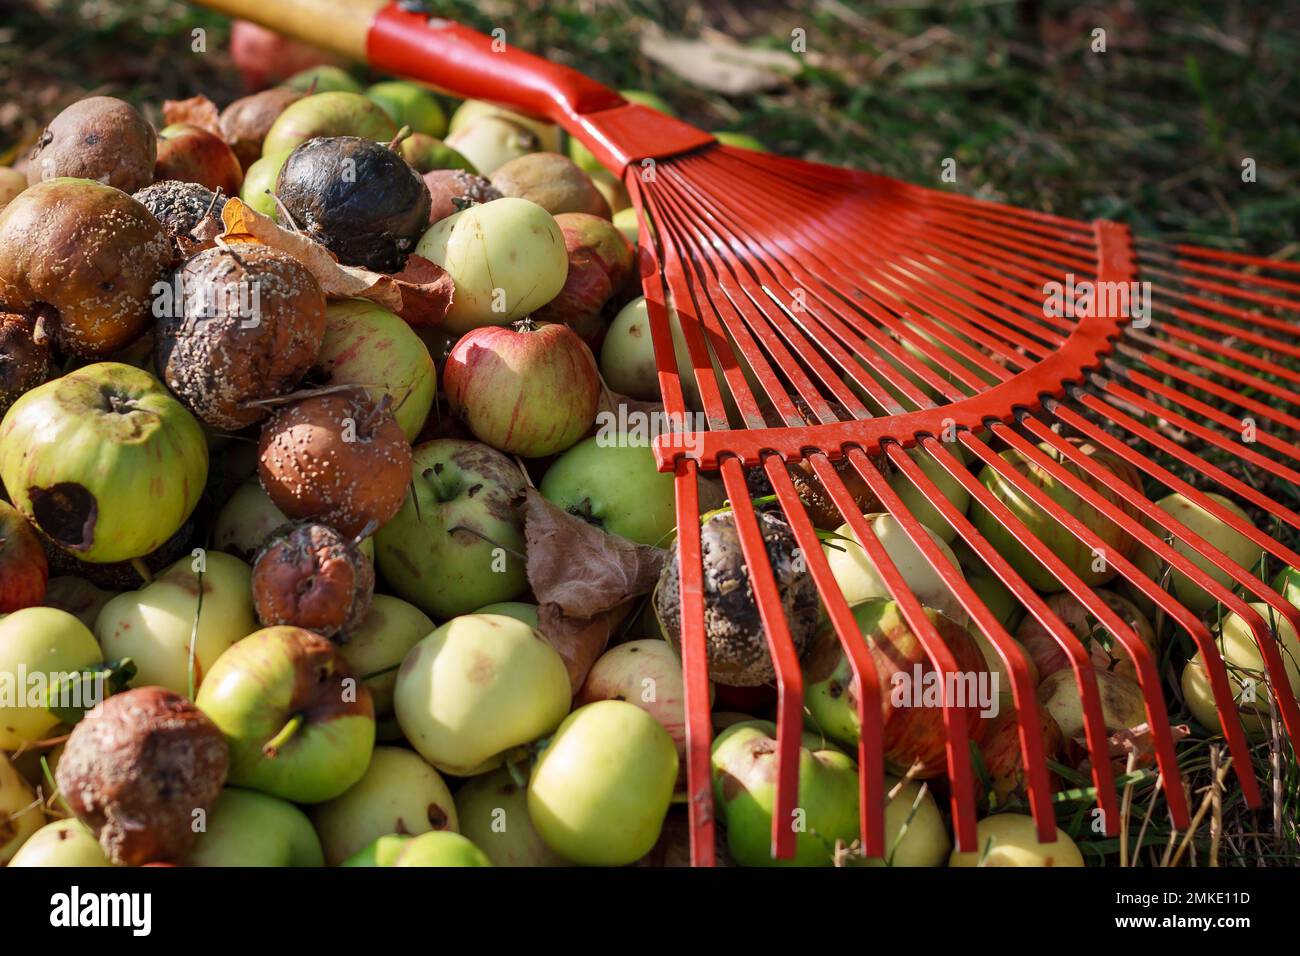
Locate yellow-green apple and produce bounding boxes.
[0,751,42,863]
[7,818,111,867]
[181,788,324,866]
[1014,588,1157,684]
[473,601,540,627]
[444,318,599,457]
[444,116,539,176]
[415,197,567,334]
[0,363,208,564]
[374,439,528,619]
[313,299,437,442]
[309,746,457,866]
[195,627,375,803]
[239,147,293,218]
[455,765,569,866]
[448,99,561,153]
[261,92,397,155]
[0,607,102,748]
[950,813,1085,867]
[600,296,659,401]
[825,512,966,624]
[398,134,475,174]
[612,207,638,245]
[366,81,447,137]
[529,700,678,866]
[395,613,571,776]
[0,499,46,611]
[95,552,256,696]
[970,440,1143,592]
[335,594,434,738]
[154,124,243,197]
[540,435,676,546]
[804,598,991,776]
[284,64,361,94]
[1036,667,1146,743]
[576,639,705,785]
[211,479,291,562]
[1181,600,1300,739]
[341,833,409,866]
[390,831,492,867]
[1133,491,1264,614]
[41,576,119,630]
[886,447,970,543]
[710,720,858,867]
[851,777,951,867]
[975,708,1063,807]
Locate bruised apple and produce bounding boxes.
[154,124,243,197]
[1014,588,1157,683]
[335,594,435,734]
[949,813,1085,867]
[1036,667,1147,743]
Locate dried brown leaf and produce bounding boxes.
[162,95,222,137]
[389,254,455,328]
[539,600,635,693]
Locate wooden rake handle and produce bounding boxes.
[194,0,626,122]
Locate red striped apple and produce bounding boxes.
[1014,588,1156,683]
[444,318,599,457]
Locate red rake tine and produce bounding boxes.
[765,456,888,858]
[882,440,1057,838]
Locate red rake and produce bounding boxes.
[201,0,1300,865]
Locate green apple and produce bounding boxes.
[391,831,492,867]
[95,551,256,697]
[1135,491,1264,615]
[529,700,678,866]
[415,197,568,334]
[455,765,568,866]
[0,607,103,748]
[612,207,638,246]
[540,435,676,546]
[970,441,1143,593]
[972,632,1036,716]
[444,116,539,176]
[447,99,561,153]
[711,720,858,867]
[398,133,475,174]
[181,788,324,866]
[0,362,208,564]
[314,299,437,441]
[886,446,970,543]
[367,81,447,137]
[239,147,293,218]
[8,818,111,867]
[473,601,540,628]
[1181,600,1300,739]
[851,777,951,867]
[374,439,528,619]
[342,833,410,866]
[0,751,42,863]
[335,594,434,734]
[262,91,397,156]
[949,813,1085,867]
[310,746,457,866]
[825,512,966,623]
[285,65,363,94]
[600,296,660,401]
[967,573,1024,634]
[395,613,571,776]
[195,626,375,803]
[211,478,289,563]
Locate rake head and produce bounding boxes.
[619,142,1300,866]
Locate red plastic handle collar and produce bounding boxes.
[366,5,625,125]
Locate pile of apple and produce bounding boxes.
[0,54,1295,871]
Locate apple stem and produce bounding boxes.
[447,525,526,561]
[268,191,304,233]
[512,316,538,334]
[262,713,305,758]
[131,558,154,585]
[387,125,413,151]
